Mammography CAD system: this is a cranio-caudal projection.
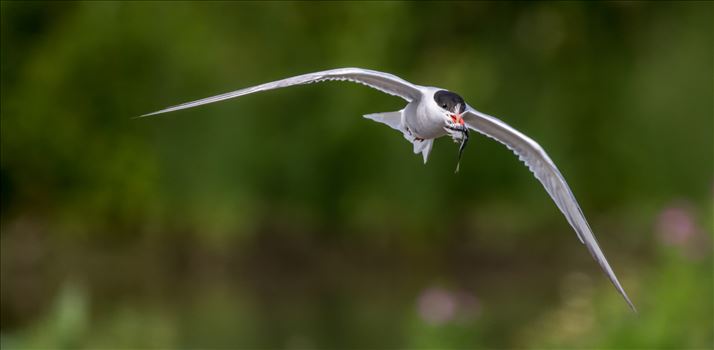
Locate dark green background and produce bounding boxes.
[1,1,712,348]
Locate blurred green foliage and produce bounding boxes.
[1,1,712,348]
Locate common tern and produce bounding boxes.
[141,67,636,312]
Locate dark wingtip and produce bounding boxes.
[624,295,638,314]
[133,111,161,119]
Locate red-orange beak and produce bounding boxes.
[450,113,464,125]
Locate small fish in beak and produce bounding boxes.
[447,103,468,172]
[455,125,469,173]
[444,108,469,172]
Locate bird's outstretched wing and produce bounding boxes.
[139,67,422,117]
[462,106,636,312]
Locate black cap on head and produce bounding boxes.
[434,90,466,113]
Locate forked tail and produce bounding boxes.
[363,110,434,163]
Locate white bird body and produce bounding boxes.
[365,86,467,163]
[141,67,636,312]
[405,86,450,139]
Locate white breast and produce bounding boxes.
[403,87,449,139]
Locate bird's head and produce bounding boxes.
[434,90,469,172]
[434,90,466,126]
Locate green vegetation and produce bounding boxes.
[1,1,712,348]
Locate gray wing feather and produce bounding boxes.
[139,67,421,117]
[462,106,636,312]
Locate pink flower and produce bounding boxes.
[655,200,710,261]
[656,204,697,246]
[417,287,456,326]
[417,286,480,326]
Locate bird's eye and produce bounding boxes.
[441,104,447,108]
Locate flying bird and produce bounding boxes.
[141,67,636,312]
